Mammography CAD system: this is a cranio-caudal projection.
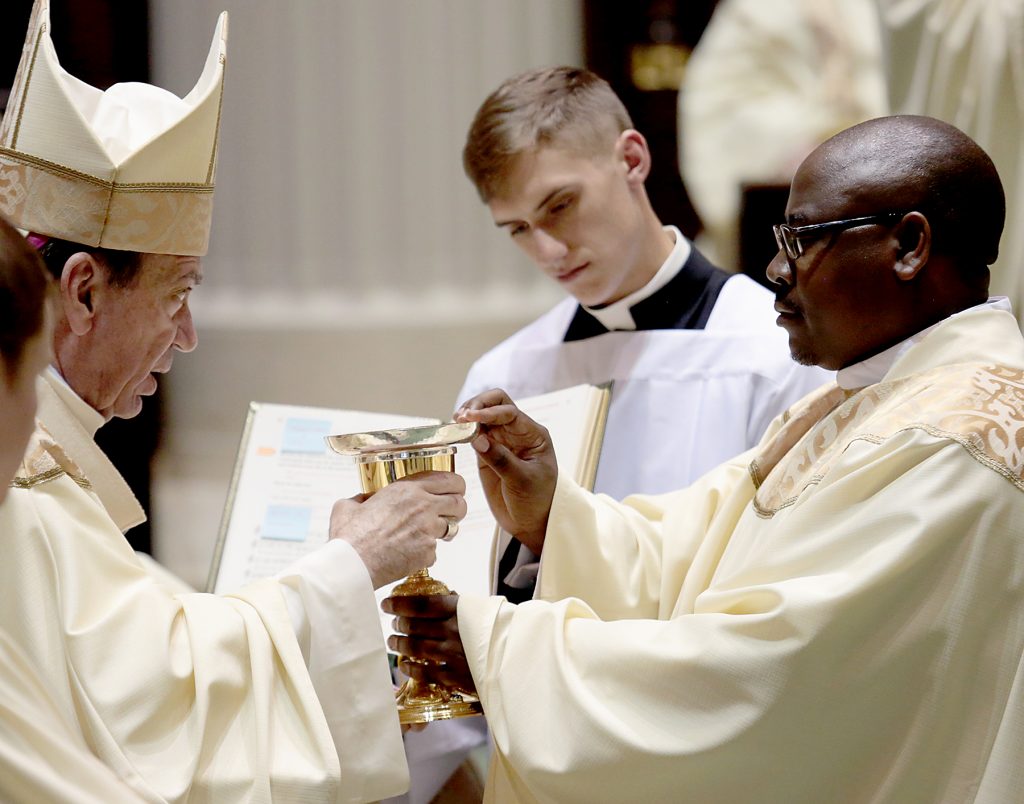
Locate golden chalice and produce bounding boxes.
[326,422,483,725]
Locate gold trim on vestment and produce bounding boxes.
[12,422,93,492]
[751,364,1024,518]
[10,465,91,491]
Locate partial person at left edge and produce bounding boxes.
[0,1,466,800]
[0,215,146,802]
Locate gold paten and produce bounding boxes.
[325,421,483,725]
[325,421,478,456]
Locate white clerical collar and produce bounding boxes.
[45,365,105,436]
[836,297,1012,389]
[582,225,692,332]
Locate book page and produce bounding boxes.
[409,456,492,597]
[441,383,611,599]
[209,402,496,644]
[516,382,611,487]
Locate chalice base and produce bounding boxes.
[396,680,484,725]
[393,568,483,725]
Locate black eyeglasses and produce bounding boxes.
[773,212,905,260]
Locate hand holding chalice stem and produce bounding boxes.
[326,423,483,724]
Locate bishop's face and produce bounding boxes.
[487,141,651,307]
[59,254,201,420]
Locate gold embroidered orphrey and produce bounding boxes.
[750,364,1024,517]
[10,424,90,492]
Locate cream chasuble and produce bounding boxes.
[0,630,148,803]
[457,305,1024,803]
[0,375,407,802]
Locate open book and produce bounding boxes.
[207,383,611,639]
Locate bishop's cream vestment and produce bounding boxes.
[0,630,147,803]
[0,372,408,802]
[457,304,1024,803]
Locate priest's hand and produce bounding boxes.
[455,388,557,554]
[383,593,475,694]
[329,472,467,589]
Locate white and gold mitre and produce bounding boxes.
[0,0,228,256]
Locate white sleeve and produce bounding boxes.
[276,539,410,801]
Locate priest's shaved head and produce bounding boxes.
[767,115,1003,370]
[813,115,1004,266]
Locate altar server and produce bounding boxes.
[457,66,827,505]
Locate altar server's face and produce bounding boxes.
[57,253,200,420]
[0,306,52,503]
[487,134,652,307]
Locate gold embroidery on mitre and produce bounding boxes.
[9,423,91,491]
[0,150,214,256]
[0,3,227,257]
[751,364,1024,517]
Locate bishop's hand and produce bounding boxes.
[329,472,467,589]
